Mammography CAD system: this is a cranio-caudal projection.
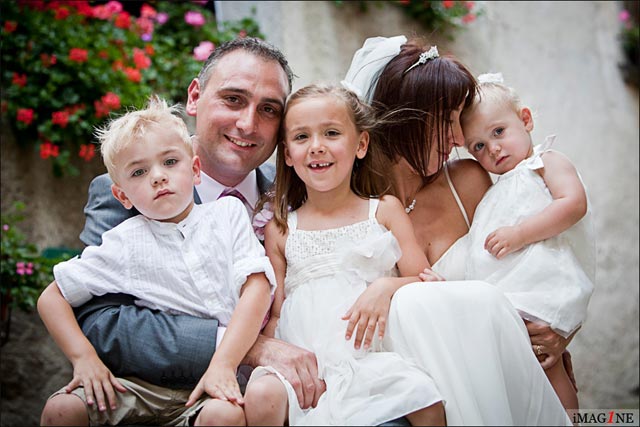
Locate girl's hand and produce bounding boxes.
[186,363,243,407]
[419,267,445,282]
[67,353,126,412]
[343,278,395,350]
[484,225,526,259]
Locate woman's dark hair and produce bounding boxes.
[372,39,477,184]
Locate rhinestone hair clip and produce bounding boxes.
[404,46,439,74]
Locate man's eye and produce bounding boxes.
[225,96,241,104]
[165,158,178,166]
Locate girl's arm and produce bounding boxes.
[37,282,126,411]
[186,272,271,406]
[262,220,287,338]
[485,151,588,259]
[344,195,432,349]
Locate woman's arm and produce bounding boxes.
[37,282,126,411]
[485,151,587,258]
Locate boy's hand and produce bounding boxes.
[343,278,395,350]
[484,225,525,259]
[419,267,445,282]
[68,353,126,411]
[186,363,243,407]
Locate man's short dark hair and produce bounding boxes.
[198,37,295,92]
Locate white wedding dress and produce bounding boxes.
[382,164,572,426]
[250,199,442,426]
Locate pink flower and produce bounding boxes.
[193,41,215,61]
[238,29,247,38]
[105,1,123,14]
[3,224,9,231]
[52,110,69,128]
[185,11,206,26]
[156,12,169,24]
[16,262,34,276]
[140,4,157,19]
[115,11,131,29]
[17,108,34,126]
[462,13,476,23]
[619,10,630,23]
[464,1,475,10]
[69,48,88,63]
[252,202,274,241]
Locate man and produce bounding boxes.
[74,37,326,413]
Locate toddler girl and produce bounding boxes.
[243,84,445,426]
[460,73,595,410]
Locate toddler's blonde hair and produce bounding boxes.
[95,95,192,182]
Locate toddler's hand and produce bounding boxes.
[484,225,525,259]
[342,278,394,350]
[186,363,243,407]
[419,267,445,282]
[68,353,126,412]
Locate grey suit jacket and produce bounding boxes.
[75,164,275,388]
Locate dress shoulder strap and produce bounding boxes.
[368,198,380,220]
[287,210,298,232]
[444,163,471,230]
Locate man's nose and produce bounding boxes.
[236,107,257,133]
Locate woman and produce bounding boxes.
[342,35,573,425]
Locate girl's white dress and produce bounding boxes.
[466,135,595,338]
[382,163,572,426]
[250,198,441,425]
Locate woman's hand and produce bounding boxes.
[525,320,575,369]
[67,353,126,412]
[343,278,395,350]
[186,362,242,407]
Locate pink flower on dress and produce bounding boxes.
[252,202,274,242]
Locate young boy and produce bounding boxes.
[37,95,275,426]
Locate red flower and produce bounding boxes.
[98,50,109,59]
[136,16,155,38]
[102,92,121,110]
[79,144,96,161]
[124,67,141,83]
[4,21,17,33]
[17,108,34,126]
[12,73,27,87]
[40,53,57,67]
[399,0,410,4]
[40,141,60,159]
[112,59,124,71]
[238,29,247,38]
[74,1,93,17]
[92,5,111,20]
[442,0,455,8]
[69,48,88,63]
[464,1,475,10]
[54,7,70,20]
[145,43,155,56]
[133,48,151,69]
[140,4,157,19]
[94,100,110,118]
[462,13,476,23]
[52,111,70,128]
[114,11,131,29]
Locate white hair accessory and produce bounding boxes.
[404,46,439,74]
[341,35,407,102]
[477,72,504,84]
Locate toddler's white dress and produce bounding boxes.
[249,198,441,426]
[466,135,595,338]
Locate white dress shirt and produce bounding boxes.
[54,198,276,326]
[196,170,259,212]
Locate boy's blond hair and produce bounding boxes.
[95,95,192,182]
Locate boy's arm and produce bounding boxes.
[485,151,588,259]
[37,282,126,411]
[187,272,272,406]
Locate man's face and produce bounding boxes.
[186,50,289,186]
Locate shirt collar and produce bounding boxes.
[196,170,259,209]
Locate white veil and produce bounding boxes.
[341,35,407,102]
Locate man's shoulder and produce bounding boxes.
[256,162,275,194]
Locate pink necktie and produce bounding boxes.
[218,188,252,216]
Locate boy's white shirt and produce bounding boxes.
[54,198,276,326]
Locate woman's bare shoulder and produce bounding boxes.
[446,159,492,217]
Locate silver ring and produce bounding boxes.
[536,345,542,356]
